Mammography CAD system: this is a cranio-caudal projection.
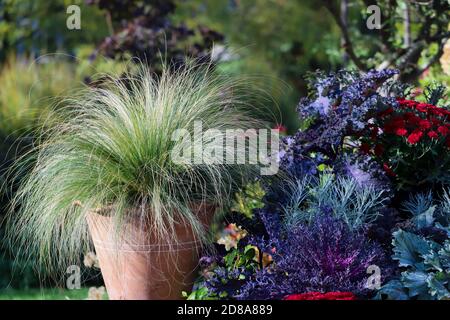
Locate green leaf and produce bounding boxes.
[413,206,436,229]
[423,244,444,272]
[185,287,212,300]
[402,271,429,298]
[243,245,256,260]
[427,274,450,300]
[376,280,409,300]
[224,249,238,268]
[231,182,265,219]
[392,230,431,267]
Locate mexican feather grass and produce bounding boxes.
[5,62,269,274]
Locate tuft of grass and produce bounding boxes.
[6,61,269,275]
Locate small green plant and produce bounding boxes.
[185,244,260,300]
[231,181,266,219]
[6,62,267,272]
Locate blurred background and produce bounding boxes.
[0,0,448,299]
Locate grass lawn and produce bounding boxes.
[0,288,91,300]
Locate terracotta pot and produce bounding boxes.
[86,203,215,300]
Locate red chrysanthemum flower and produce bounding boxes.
[418,119,432,131]
[395,128,408,137]
[378,107,394,117]
[428,131,439,139]
[438,126,449,136]
[405,113,421,126]
[283,292,357,301]
[383,163,396,177]
[407,130,423,145]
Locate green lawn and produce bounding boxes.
[0,288,90,300]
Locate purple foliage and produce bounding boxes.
[367,207,400,249]
[334,153,392,192]
[204,266,255,298]
[299,69,399,126]
[87,0,223,74]
[279,69,399,176]
[237,215,391,300]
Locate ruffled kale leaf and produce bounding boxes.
[392,230,432,268]
[378,192,450,300]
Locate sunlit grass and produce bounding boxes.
[0,56,80,137]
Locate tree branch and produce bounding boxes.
[415,38,447,77]
[323,1,368,71]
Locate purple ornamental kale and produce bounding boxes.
[236,214,392,300]
[279,69,399,175]
[299,69,399,125]
[334,153,392,193]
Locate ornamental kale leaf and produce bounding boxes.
[280,69,399,170]
[377,191,450,300]
[197,211,391,300]
[235,214,391,299]
[278,69,399,196]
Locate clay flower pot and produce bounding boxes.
[86,203,215,300]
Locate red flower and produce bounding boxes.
[383,116,405,134]
[396,98,450,117]
[395,128,408,137]
[274,124,287,135]
[415,103,429,113]
[378,107,394,117]
[428,131,439,139]
[374,98,450,153]
[407,130,423,144]
[284,292,357,301]
[404,113,420,126]
[438,126,449,137]
[370,127,379,139]
[431,118,441,126]
[383,163,396,177]
[418,119,432,131]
